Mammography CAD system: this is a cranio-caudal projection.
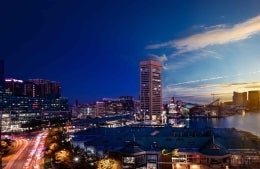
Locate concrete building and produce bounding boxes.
[140,60,162,120]
[1,63,68,132]
[4,78,61,98]
[233,91,247,107]
[26,79,61,98]
[5,78,24,96]
[248,90,260,111]
[24,81,36,98]
[1,92,69,132]
[96,101,105,117]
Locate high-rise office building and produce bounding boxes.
[26,79,61,98]
[248,90,260,111]
[4,78,61,98]
[5,78,24,96]
[233,91,247,107]
[140,60,162,120]
[24,81,36,97]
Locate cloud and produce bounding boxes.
[163,82,260,104]
[163,49,222,70]
[163,70,260,104]
[166,70,260,87]
[146,15,260,55]
[149,54,168,63]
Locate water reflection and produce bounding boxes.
[242,109,246,117]
[190,111,260,136]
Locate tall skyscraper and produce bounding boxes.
[140,60,162,120]
[248,90,260,111]
[233,91,247,107]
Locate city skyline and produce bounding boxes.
[2,0,260,104]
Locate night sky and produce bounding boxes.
[1,0,260,104]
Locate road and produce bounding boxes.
[2,131,48,169]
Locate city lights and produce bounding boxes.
[2,1,260,169]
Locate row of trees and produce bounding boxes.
[43,125,123,169]
[72,146,122,169]
[44,127,73,169]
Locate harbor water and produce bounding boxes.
[188,111,260,137]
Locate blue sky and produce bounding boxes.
[1,0,260,104]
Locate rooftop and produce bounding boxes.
[72,126,260,154]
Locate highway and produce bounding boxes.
[2,131,48,169]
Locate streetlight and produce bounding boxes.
[74,156,79,162]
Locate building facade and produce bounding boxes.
[248,90,260,111]
[1,92,69,132]
[5,78,24,96]
[26,79,61,98]
[2,77,68,132]
[140,60,162,120]
[233,91,247,107]
[4,78,61,98]
[1,62,68,132]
